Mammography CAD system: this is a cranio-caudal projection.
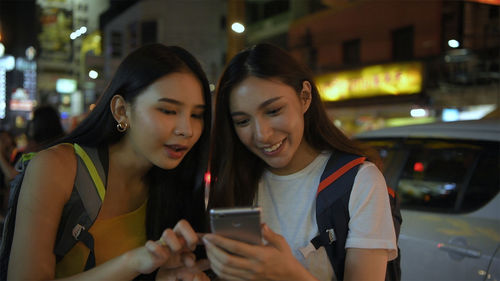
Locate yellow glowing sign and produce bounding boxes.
[316,62,423,102]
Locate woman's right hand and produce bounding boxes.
[127,219,202,275]
[203,224,318,281]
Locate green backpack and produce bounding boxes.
[0,143,108,281]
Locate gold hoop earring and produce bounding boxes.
[117,122,128,132]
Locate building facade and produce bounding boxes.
[287,0,499,134]
[102,0,227,86]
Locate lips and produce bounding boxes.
[260,138,285,155]
[164,144,188,159]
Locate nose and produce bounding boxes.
[253,117,272,143]
[174,114,194,138]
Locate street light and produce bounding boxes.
[88,70,98,79]
[231,22,245,33]
[448,39,459,48]
[70,26,88,40]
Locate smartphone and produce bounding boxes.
[209,206,262,245]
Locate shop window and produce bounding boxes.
[247,0,289,23]
[129,22,138,50]
[342,39,360,65]
[392,25,414,61]
[78,3,88,11]
[263,0,289,18]
[111,31,122,58]
[141,21,157,45]
[489,5,499,19]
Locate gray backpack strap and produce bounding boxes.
[73,144,106,221]
[53,143,107,270]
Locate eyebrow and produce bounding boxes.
[231,96,282,117]
[158,97,206,109]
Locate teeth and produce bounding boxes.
[263,140,283,153]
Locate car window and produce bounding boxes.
[399,140,480,212]
[460,143,500,212]
[360,138,500,213]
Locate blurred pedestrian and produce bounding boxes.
[25,105,65,152]
[0,129,17,214]
[205,43,397,281]
[5,44,211,280]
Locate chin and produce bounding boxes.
[156,159,183,170]
[265,159,291,170]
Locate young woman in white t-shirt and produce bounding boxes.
[203,43,397,281]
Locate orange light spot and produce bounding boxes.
[414,162,424,172]
[204,172,211,184]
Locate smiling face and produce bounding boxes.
[123,72,205,170]
[229,76,317,175]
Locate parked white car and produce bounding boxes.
[355,119,500,281]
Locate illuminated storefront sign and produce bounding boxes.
[56,78,77,93]
[316,62,423,102]
[16,57,37,100]
[10,88,35,112]
[0,55,15,119]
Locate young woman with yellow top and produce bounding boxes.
[7,44,211,280]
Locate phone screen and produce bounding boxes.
[209,206,262,245]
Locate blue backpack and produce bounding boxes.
[0,143,108,281]
[311,151,402,281]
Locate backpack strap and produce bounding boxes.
[316,152,365,215]
[53,144,107,270]
[0,153,34,281]
[312,151,365,281]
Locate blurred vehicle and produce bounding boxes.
[355,119,500,281]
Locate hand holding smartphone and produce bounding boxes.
[209,206,262,245]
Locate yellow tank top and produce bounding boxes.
[55,200,147,278]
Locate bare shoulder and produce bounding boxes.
[22,143,77,202]
[8,143,79,279]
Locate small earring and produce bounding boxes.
[117,122,128,132]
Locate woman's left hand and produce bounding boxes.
[203,224,317,281]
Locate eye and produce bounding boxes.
[159,108,176,115]
[267,106,283,116]
[191,112,204,119]
[233,118,250,127]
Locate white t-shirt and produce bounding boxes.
[256,151,397,280]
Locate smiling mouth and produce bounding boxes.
[262,139,284,153]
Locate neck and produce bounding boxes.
[108,140,152,187]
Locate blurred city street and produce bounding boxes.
[0,0,499,280]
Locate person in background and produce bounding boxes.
[204,43,397,281]
[0,105,63,215]
[25,105,65,152]
[0,129,17,214]
[7,44,211,280]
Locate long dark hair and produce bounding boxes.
[59,44,211,239]
[209,43,379,208]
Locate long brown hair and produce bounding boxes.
[209,43,379,208]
